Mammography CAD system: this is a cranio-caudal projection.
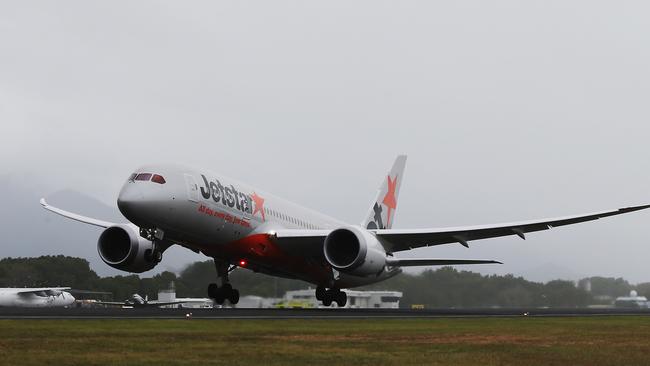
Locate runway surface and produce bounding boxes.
[1,307,650,319]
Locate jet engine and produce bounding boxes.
[97,225,158,273]
[323,226,387,276]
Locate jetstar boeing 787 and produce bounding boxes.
[41,156,650,306]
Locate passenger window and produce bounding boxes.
[135,173,152,181]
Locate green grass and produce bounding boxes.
[2,317,650,365]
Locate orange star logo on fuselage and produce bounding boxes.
[251,192,266,221]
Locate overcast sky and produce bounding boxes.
[2,1,650,282]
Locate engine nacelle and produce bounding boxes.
[323,226,387,276]
[97,225,157,273]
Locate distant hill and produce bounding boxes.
[0,179,203,276]
[515,263,585,283]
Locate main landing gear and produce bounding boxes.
[207,259,240,305]
[316,285,347,307]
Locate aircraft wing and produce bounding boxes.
[385,258,502,266]
[374,204,650,252]
[3,288,72,296]
[40,198,116,228]
[273,204,650,256]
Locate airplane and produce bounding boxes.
[0,287,75,307]
[97,293,187,308]
[41,155,650,307]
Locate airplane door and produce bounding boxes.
[184,174,199,202]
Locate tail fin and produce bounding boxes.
[362,155,407,230]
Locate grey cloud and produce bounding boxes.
[1,1,649,281]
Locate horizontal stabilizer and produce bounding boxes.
[385,258,502,267]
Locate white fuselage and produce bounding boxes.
[117,165,397,287]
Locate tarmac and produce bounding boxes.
[1,307,650,319]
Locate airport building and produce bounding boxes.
[614,290,650,309]
[237,295,279,308]
[157,285,214,309]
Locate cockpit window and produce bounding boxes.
[128,173,137,182]
[151,174,166,184]
[135,173,152,181]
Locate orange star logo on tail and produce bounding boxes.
[382,175,398,228]
[251,192,266,221]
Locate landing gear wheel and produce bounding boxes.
[228,289,240,305]
[207,283,218,299]
[214,290,226,305]
[153,250,163,263]
[144,247,163,263]
[335,291,347,307]
[316,286,326,301]
[322,289,338,307]
[322,296,333,307]
[222,283,233,292]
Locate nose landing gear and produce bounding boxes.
[207,259,240,305]
[144,248,163,263]
[140,228,166,264]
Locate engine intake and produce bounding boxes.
[323,226,387,276]
[97,225,158,273]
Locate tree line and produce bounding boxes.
[0,255,644,308]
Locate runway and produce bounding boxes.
[1,307,650,319]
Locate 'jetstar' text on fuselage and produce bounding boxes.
[199,175,253,215]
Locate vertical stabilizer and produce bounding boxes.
[362,155,407,230]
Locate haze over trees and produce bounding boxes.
[0,256,644,308]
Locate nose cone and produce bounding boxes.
[117,178,174,228]
[117,184,145,223]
